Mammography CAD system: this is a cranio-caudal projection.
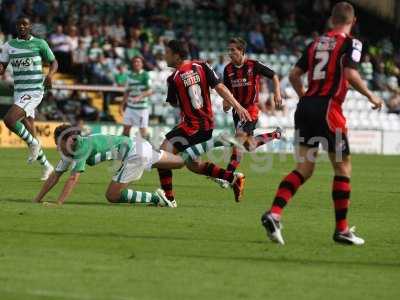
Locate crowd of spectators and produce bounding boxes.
[1,0,400,117]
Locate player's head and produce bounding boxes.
[228,37,246,65]
[131,56,144,72]
[165,40,189,68]
[54,124,82,156]
[331,2,356,27]
[16,15,32,39]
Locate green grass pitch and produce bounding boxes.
[0,148,399,300]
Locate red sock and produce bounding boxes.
[203,162,234,183]
[332,176,350,232]
[226,146,242,172]
[270,170,304,217]
[158,169,174,200]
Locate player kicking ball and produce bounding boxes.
[33,124,239,206]
[0,15,58,180]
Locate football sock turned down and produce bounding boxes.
[332,176,350,232]
[270,170,305,219]
[14,121,39,146]
[120,189,159,204]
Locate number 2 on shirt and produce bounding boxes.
[313,51,329,80]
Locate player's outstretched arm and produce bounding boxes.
[345,68,384,110]
[33,171,63,203]
[289,66,306,99]
[56,172,81,205]
[215,83,252,122]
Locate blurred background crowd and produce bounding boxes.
[1,0,400,125]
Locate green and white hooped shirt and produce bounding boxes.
[125,70,151,110]
[0,36,55,93]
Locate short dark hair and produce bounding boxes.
[229,37,247,54]
[17,15,31,23]
[54,124,81,145]
[167,40,189,59]
[331,1,355,25]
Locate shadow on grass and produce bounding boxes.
[0,228,263,245]
[1,198,110,206]
[174,253,400,269]
[1,198,228,208]
[1,228,399,269]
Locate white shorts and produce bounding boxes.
[123,108,149,128]
[112,139,163,183]
[14,90,44,118]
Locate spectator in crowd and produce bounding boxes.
[141,41,156,70]
[187,38,200,59]
[280,13,298,41]
[72,40,89,83]
[1,0,399,126]
[111,17,126,44]
[88,40,103,62]
[124,5,140,29]
[154,51,168,71]
[213,55,226,79]
[387,93,400,114]
[49,24,70,73]
[79,27,92,50]
[33,0,48,17]
[360,54,374,88]
[152,36,166,56]
[373,63,389,91]
[162,19,176,41]
[31,15,47,38]
[66,25,79,53]
[124,39,141,61]
[248,23,266,53]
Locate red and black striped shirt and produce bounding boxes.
[296,30,362,105]
[166,60,221,135]
[223,59,275,119]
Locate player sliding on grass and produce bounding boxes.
[260,2,384,245]
[33,124,240,206]
[0,15,57,181]
[210,37,283,188]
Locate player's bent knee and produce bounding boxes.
[105,190,120,203]
[3,114,16,129]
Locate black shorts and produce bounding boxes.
[233,112,258,136]
[165,127,213,152]
[294,96,350,156]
